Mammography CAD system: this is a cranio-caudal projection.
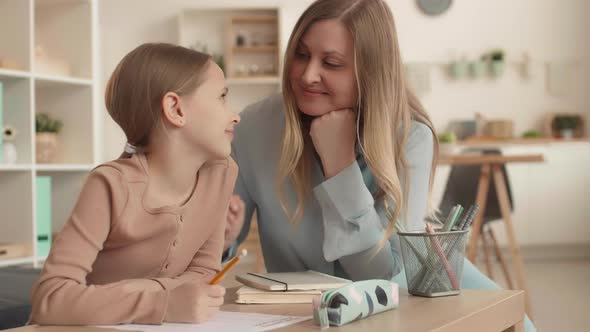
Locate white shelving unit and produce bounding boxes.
[0,0,101,267]
[177,7,281,115]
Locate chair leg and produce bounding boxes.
[492,165,532,319]
[488,226,513,289]
[467,164,491,263]
[480,226,494,279]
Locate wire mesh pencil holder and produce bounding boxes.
[398,230,468,297]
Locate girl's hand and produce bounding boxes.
[224,195,245,252]
[165,282,226,323]
[310,109,357,179]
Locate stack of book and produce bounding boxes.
[234,270,350,304]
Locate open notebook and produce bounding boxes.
[235,270,351,291]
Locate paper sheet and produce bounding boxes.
[96,311,312,332]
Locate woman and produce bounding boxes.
[224,0,535,330]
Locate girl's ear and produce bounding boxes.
[161,92,186,127]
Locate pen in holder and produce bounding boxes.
[398,229,468,297]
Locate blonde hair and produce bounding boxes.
[278,0,438,245]
[105,43,211,158]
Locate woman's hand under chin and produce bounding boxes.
[310,108,357,179]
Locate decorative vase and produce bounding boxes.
[36,133,59,163]
[439,143,459,156]
[2,141,18,164]
[469,60,486,78]
[490,60,505,77]
[560,129,574,139]
[450,61,468,79]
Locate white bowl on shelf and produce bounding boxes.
[438,143,460,156]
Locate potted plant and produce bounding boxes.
[522,129,543,139]
[438,131,459,155]
[489,49,505,77]
[35,113,63,163]
[553,115,579,139]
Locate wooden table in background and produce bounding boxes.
[438,153,544,319]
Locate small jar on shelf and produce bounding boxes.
[235,31,250,48]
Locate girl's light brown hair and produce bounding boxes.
[278,0,438,245]
[105,42,211,158]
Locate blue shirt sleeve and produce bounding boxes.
[312,122,434,280]
[313,160,384,262]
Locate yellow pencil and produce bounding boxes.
[209,249,248,285]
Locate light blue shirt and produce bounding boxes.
[230,94,434,281]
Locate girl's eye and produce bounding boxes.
[295,51,309,59]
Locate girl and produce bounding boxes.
[223,0,536,331]
[30,43,240,325]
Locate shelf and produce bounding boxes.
[0,69,31,80]
[231,15,277,24]
[232,46,278,54]
[0,242,33,266]
[0,256,36,268]
[35,74,93,87]
[227,76,280,85]
[0,164,33,171]
[36,164,94,171]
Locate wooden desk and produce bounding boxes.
[6,288,525,332]
[438,154,544,166]
[438,153,544,319]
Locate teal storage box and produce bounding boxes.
[35,176,52,257]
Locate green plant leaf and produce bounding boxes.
[35,113,63,133]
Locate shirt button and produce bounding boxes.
[179,215,184,223]
[164,263,170,269]
[173,240,178,247]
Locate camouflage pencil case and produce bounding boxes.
[312,279,399,328]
